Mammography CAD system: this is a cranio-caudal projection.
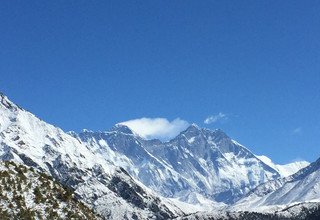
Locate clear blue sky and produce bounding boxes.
[1,1,320,164]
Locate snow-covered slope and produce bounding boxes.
[145,125,281,203]
[256,155,309,177]
[2,92,318,218]
[178,202,320,220]
[0,160,100,219]
[234,156,320,211]
[0,93,178,219]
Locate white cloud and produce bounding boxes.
[204,113,227,124]
[119,117,189,141]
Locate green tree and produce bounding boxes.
[33,187,42,204]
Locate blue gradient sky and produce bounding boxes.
[1,1,320,164]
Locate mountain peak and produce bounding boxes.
[112,124,135,135]
[179,123,202,138]
[0,92,22,111]
[185,123,201,132]
[81,128,94,133]
[0,92,13,109]
[202,128,229,140]
[179,124,231,140]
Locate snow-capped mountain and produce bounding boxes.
[143,125,281,203]
[75,123,289,204]
[256,155,309,177]
[0,93,178,219]
[234,156,320,211]
[1,92,318,219]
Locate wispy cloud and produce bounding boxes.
[292,127,302,135]
[119,117,189,141]
[204,113,227,124]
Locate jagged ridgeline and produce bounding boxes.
[0,160,100,219]
[0,92,319,220]
[0,93,179,219]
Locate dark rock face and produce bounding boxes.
[107,169,175,220]
[0,94,14,110]
[0,144,15,161]
[50,155,86,188]
[108,176,146,209]
[0,93,23,111]
[18,153,39,168]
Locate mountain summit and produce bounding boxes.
[111,124,136,135]
[0,92,315,219]
[0,93,178,219]
[76,117,304,204]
